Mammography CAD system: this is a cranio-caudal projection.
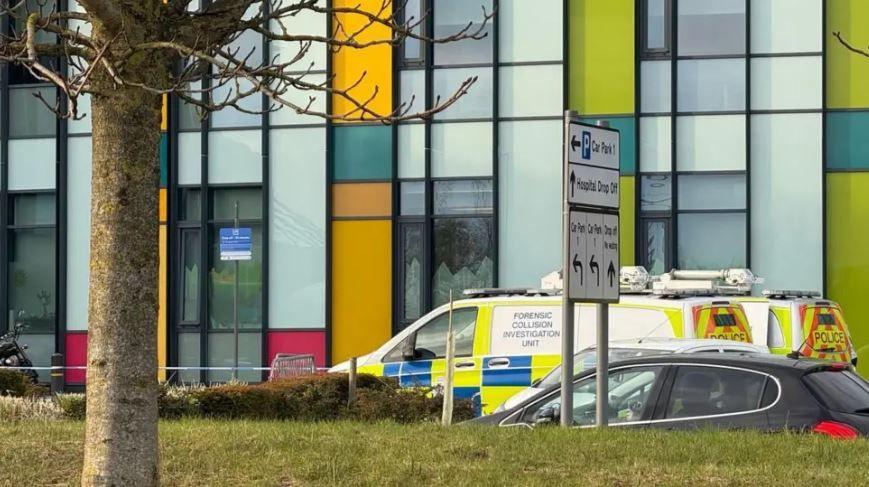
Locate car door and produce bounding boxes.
[499,364,669,428]
[649,364,774,431]
[379,306,480,398]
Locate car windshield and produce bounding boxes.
[537,348,671,389]
[803,370,869,414]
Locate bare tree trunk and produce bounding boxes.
[81,87,163,487]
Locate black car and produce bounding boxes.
[468,353,869,438]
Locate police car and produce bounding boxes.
[495,338,769,412]
[329,286,755,415]
[469,353,869,438]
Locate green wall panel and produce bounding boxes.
[827,111,869,170]
[580,116,636,175]
[332,125,392,181]
[827,173,869,377]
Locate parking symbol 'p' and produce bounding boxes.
[582,131,591,160]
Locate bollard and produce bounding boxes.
[50,353,64,395]
[348,357,357,405]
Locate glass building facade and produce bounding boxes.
[1,0,869,382]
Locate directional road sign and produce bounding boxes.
[567,210,619,302]
[567,122,620,209]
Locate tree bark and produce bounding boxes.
[81,87,163,487]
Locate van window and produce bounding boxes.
[383,307,478,362]
[665,366,767,418]
[767,311,785,348]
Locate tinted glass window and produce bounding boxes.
[645,0,668,53]
[432,217,494,306]
[677,0,745,56]
[385,307,479,363]
[803,371,869,414]
[527,366,664,426]
[666,366,767,418]
[538,349,671,389]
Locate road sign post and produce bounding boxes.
[560,112,621,428]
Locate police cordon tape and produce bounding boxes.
[2,366,330,372]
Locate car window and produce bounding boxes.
[382,307,478,363]
[802,370,869,414]
[665,366,767,419]
[537,348,670,389]
[767,311,785,348]
[525,366,664,426]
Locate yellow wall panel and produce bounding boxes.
[827,0,869,108]
[827,173,869,377]
[619,176,635,266]
[569,0,635,115]
[158,188,167,222]
[333,182,392,217]
[332,220,392,363]
[332,0,393,120]
[157,224,167,382]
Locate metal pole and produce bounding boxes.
[348,356,357,405]
[596,303,609,427]
[560,110,578,427]
[232,201,239,381]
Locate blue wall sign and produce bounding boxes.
[219,227,252,261]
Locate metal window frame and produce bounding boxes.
[639,0,672,59]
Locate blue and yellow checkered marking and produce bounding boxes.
[482,355,532,387]
[399,360,432,387]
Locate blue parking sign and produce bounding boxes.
[219,227,252,261]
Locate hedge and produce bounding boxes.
[0,369,43,398]
[57,374,476,423]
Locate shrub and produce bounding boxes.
[0,369,42,398]
[194,385,289,419]
[0,396,62,421]
[56,393,86,420]
[158,384,203,419]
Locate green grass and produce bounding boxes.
[1,420,868,486]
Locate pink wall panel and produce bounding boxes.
[65,332,87,384]
[267,331,326,368]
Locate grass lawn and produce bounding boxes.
[1,420,868,486]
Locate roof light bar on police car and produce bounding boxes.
[652,268,764,296]
[462,288,561,299]
[762,290,822,299]
[619,266,653,294]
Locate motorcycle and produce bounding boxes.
[0,321,39,383]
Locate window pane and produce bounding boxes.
[677,174,746,211]
[432,217,494,306]
[177,333,201,383]
[645,0,667,51]
[398,124,425,179]
[180,188,202,221]
[8,139,56,191]
[676,115,746,172]
[10,193,55,226]
[498,121,561,287]
[499,65,562,118]
[639,116,671,172]
[212,188,263,220]
[206,333,262,383]
[433,0,493,65]
[433,67,493,120]
[677,59,745,112]
[10,86,56,138]
[209,225,263,330]
[68,93,92,134]
[271,1,326,71]
[413,308,478,359]
[500,0,562,62]
[677,213,746,269]
[8,227,56,334]
[178,132,202,185]
[431,122,492,177]
[402,224,424,322]
[641,175,671,212]
[66,138,91,331]
[750,0,822,54]
[400,69,425,115]
[400,181,425,216]
[433,180,493,215]
[208,130,262,184]
[401,0,423,61]
[677,0,745,56]
[750,114,822,292]
[269,127,326,328]
[751,57,822,111]
[270,74,327,126]
[641,61,671,113]
[666,366,766,418]
[644,220,668,275]
[181,230,201,323]
[211,14,263,128]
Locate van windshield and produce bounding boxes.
[537,348,670,389]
